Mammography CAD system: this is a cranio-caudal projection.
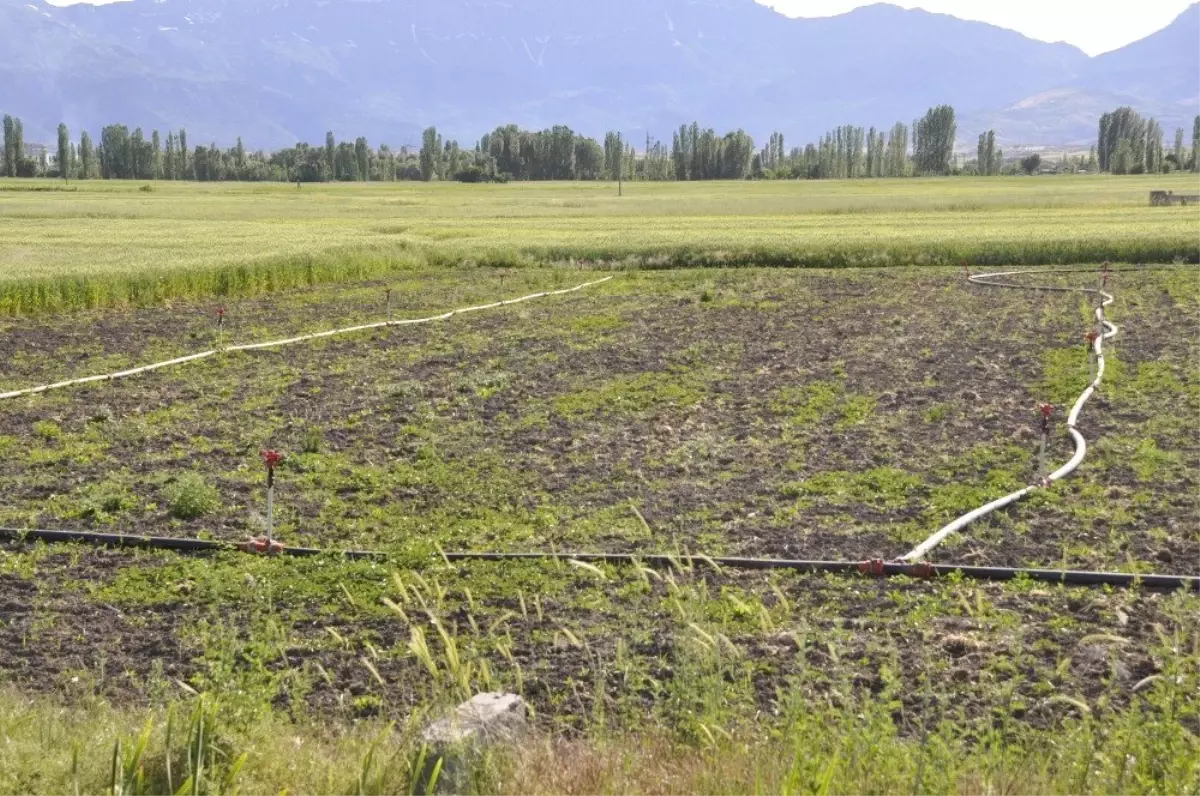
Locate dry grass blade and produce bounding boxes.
[1044,694,1091,714]
[1078,634,1130,646]
[360,657,386,688]
[567,559,607,579]
[381,597,410,623]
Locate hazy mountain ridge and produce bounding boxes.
[961,3,1200,148]
[2,0,1196,149]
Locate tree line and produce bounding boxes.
[1097,107,1200,174]
[3,106,1198,183]
[0,108,938,183]
[753,121,913,179]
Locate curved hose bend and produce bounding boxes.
[901,267,1117,563]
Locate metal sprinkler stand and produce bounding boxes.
[1036,403,1055,483]
[260,449,284,547]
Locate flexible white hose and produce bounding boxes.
[901,267,1117,562]
[0,350,222,400]
[0,276,614,401]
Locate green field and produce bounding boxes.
[1,174,1197,313]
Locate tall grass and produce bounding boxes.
[4,566,1195,795]
[2,671,1196,795]
[2,234,1194,317]
[0,245,428,315]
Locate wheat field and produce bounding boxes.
[0,173,1196,313]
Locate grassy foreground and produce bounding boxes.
[3,665,1197,795]
[0,174,1197,314]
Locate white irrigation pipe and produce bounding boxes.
[0,276,614,401]
[901,267,1117,563]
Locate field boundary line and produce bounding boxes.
[900,266,1119,562]
[0,276,614,401]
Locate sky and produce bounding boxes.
[761,0,1197,55]
[43,0,1197,57]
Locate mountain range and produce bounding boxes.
[3,0,1197,150]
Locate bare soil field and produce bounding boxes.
[0,266,1196,748]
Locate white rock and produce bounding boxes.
[418,693,528,794]
[422,692,528,746]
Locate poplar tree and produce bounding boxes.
[1098,108,1144,172]
[79,131,93,179]
[914,106,956,175]
[335,141,357,180]
[131,127,146,179]
[690,122,701,180]
[1,114,13,177]
[163,133,175,181]
[672,124,690,180]
[1192,115,1199,172]
[324,131,335,180]
[57,123,70,181]
[419,127,441,181]
[1144,119,1163,173]
[179,129,188,179]
[209,142,222,180]
[975,130,997,175]
[354,137,369,180]
[234,136,247,177]
[13,117,24,176]
[886,122,909,177]
[151,130,162,178]
[604,131,623,179]
[1112,139,1133,174]
[3,115,26,177]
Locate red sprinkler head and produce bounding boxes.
[1085,330,1099,345]
[1037,402,1055,435]
[261,449,283,488]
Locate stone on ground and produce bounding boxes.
[418,692,528,794]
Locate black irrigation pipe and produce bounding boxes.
[0,528,384,561]
[1,528,1196,591]
[443,552,1199,591]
